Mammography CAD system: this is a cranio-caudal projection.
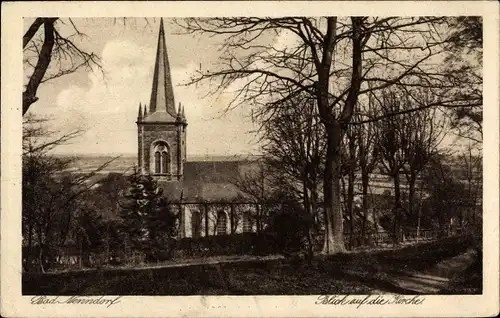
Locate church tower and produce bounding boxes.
[137,18,187,181]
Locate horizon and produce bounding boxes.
[53,152,262,158]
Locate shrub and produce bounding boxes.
[265,202,311,254]
[174,233,279,258]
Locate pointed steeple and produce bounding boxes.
[143,105,147,118]
[177,102,182,120]
[181,104,186,121]
[137,103,142,121]
[148,18,176,120]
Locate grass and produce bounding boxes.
[440,250,482,294]
[23,235,479,295]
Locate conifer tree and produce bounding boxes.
[119,169,178,261]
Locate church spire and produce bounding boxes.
[148,18,176,119]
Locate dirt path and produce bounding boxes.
[118,254,285,271]
[46,254,285,275]
[388,248,477,294]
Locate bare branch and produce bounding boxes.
[23,19,57,115]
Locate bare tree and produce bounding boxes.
[259,93,325,255]
[445,17,482,61]
[23,114,84,156]
[374,88,409,244]
[232,159,271,234]
[374,87,447,243]
[458,142,482,228]
[422,153,469,238]
[340,123,359,249]
[177,17,480,254]
[23,115,117,272]
[444,17,483,144]
[400,88,447,226]
[23,18,102,115]
[354,96,380,242]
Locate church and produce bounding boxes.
[135,19,259,238]
[131,19,420,240]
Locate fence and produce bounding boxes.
[23,228,450,273]
[312,228,444,251]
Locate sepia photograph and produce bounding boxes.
[20,15,484,295]
[2,1,499,317]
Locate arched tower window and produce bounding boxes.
[154,151,161,174]
[161,151,169,174]
[152,142,170,174]
[216,211,227,236]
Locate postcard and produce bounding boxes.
[1,1,498,317]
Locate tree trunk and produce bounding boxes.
[347,169,355,249]
[471,205,476,225]
[230,204,235,234]
[78,238,83,269]
[178,203,185,239]
[38,244,45,273]
[204,203,209,237]
[346,128,356,249]
[318,17,364,254]
[23,19,57,115]
[303,182,314,261]
[369,185,380,245]
[438,208,446,238]
[311,184,318,231]
[310,184,319,254]
[255,203,262,234]
[361,171,369,243]
[408,173,416,223]
[416,183,424,243]
[322,122,345,254]
[25,216,34,272]
[392,173,402,245]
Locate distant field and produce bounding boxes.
[57,154,261,174]
[57,155,137,174]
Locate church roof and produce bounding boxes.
[143,18,178,123]
[160,160,258,203]
[64,155,261,203]
[142,111,177,123]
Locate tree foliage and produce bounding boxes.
[445,17,482,58]
[443,17,483,144]
[119,170,178,261]
[422,155,470,236]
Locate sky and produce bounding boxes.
[23,17,479,158]
[24,18,269,157]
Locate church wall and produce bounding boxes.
[181,203,257,238]
[137,125,143,169]
[178,126,186,177]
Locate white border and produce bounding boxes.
[1,1,499,317]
